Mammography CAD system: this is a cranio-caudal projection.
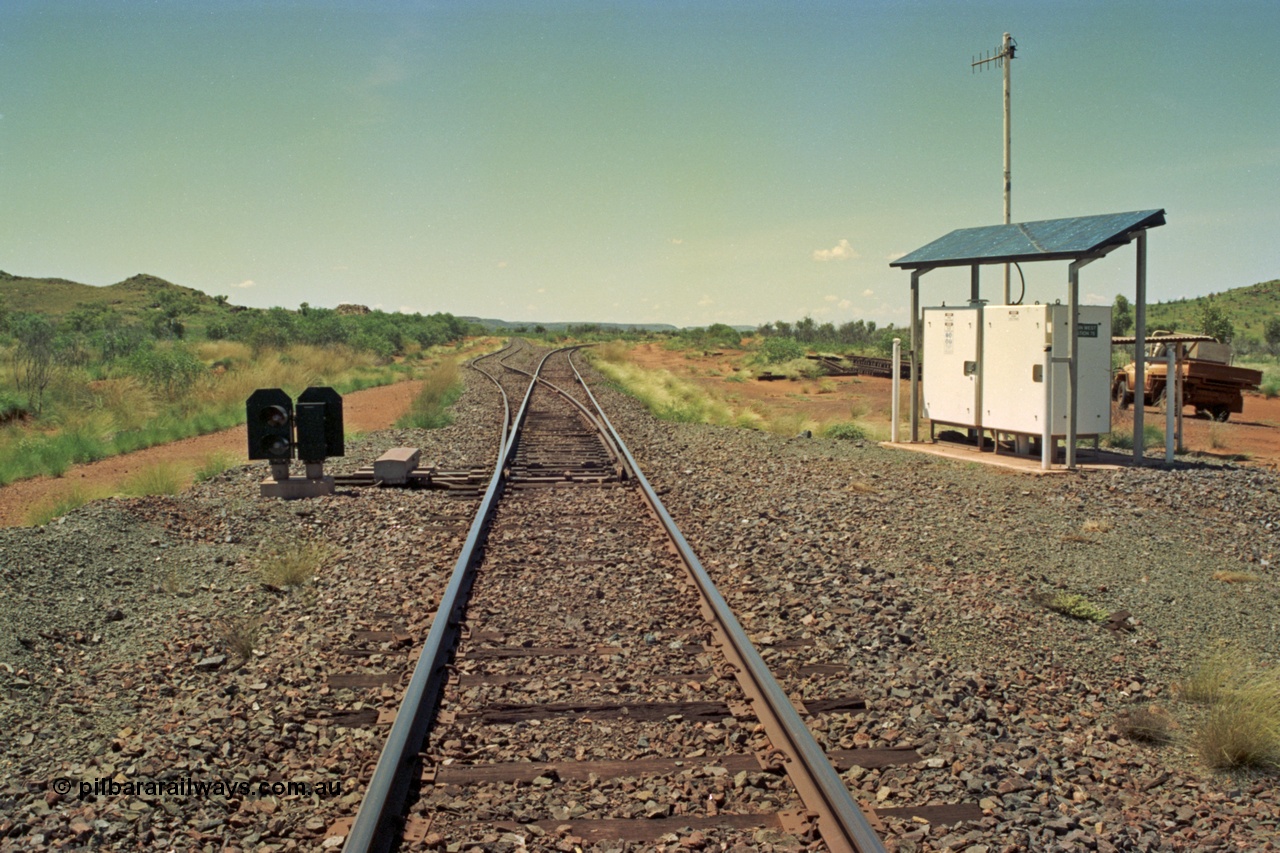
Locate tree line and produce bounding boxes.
[0,292,472,415]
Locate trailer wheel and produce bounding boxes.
[1210,405,1231,422]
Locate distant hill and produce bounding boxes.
[1146,278,1280,346]
[462,317,679,333]
[0,271,223,317]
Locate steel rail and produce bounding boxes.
[494,344,629,480]
[467,343,515,459]
[565,350,887,853]
[343,344,558,853]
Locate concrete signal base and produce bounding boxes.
[260,461,336,499]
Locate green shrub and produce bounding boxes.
[1034,591,1109,622]
[1104,425,1165,451]
[0,391,27,423]
[1260,373,1280,399]
[823,421,868,441]
[755,337,805,365]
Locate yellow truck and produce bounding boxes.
[1112,334,1261,422]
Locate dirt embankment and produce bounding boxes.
[0,380,426,528]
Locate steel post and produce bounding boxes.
[1134,232,1147,465]
[1166,345,1176,463]
[910,271,921,442]
[891,338,901,443]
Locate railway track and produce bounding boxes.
[340,342,954,851]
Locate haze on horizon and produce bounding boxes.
[1,1,1277,329]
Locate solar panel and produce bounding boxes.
[891,209,1165,269]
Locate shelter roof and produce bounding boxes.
[891,209,1165,270]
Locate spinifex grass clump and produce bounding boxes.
[194,451,237,483]
[255,540,333,588]
[219,615,263,664]
[1179,650,1280,770]
[591,357,752,428]
[397,359,463,429]
[122,462,186,496]
[1117,706,1175,744]
[24,485,108,526]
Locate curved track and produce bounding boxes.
[344,342,886,852]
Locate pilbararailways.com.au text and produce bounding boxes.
[53,777,343,799]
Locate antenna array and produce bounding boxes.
[972,37,1017,72]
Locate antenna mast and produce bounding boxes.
[972,32,1017,304]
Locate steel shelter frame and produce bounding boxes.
[890,209,1166,469]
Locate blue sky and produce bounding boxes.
[2,1,1277,327]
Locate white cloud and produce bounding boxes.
[697,295,713,307]
[823,294,839,302]
[231,279,256,289]
[497,260,508,269]
[839,299,852,309]
[670,238,684,245]
[813,238,859,262]
[862,288,875,298]
[886,251,907,261]
[536,287,546,294]
[398,306,415,314]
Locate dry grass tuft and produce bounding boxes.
[219,616,262,663]
[1081,518,1113,534]
[1212,570,1262,584]
[1194,682,1280,770]
[1117,705,1176,744]
[1178,649,1280,769]
[121,462,187,497]
[255,540,333,588]
[1208,422,1229,450]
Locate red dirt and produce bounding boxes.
[0,379,427,528]
[626,342,1280,468]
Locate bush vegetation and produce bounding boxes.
[0,279,473,486]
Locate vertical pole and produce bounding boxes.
[1067,262,1080,469]
[1002,31,1012,305]
[891,338,901,443]
[1042,345,1052,470]
[1165,345,1176,463]
[910,272,921,442]
[1175,344,1185,451]
[971,264,980,303]
[1134,232,1147,465]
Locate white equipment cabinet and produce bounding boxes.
[921,306,982,427]
[982,304,1111,437]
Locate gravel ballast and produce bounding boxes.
[1,354,1278,851]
